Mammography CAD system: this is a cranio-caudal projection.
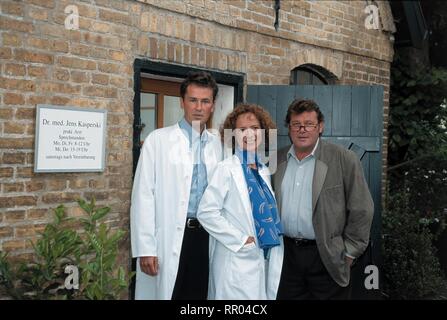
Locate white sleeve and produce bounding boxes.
[130,133,157,258]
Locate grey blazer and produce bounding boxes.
[273,140,374,287]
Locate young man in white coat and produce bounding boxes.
[130,71,222,300]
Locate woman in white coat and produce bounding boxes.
[197,103,284,300]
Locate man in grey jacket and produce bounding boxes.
[273,99,374,299]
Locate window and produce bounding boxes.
[139,77,184,143]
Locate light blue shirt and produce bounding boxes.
[179,118,208,218]
[280,139,319,239]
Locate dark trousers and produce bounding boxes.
[171,224,209,300]
[276,237,351,300]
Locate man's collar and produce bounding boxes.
[178,118,208,145]
[287,138,320,161]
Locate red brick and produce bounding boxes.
[27,208,47,220]
[45,179,67,191]
[3,92,25,105]
[25,180,45,192]
[26,95,47,105]
[53,69,70,81]
[27,0,55,9]
[3,183,25,193]
[84,191,109,201]
[68,178,88,189]
[28,6,48,21]
[71,71,89,83]
[15,49,54,64]
[83,86,117,98]
[50,96,70,105]
[91,73,109,85]
[89,178,107,189]
[1,2,24,16]
[0,226,14,238]
[28,65,48,78]
[0,109,14,120]
[0,138,33,149]
[0,196,37,208]
[98,62,120,74]
[4,63,25,77]
[41,192,81,204]
[14,226,32,237]
[236,19,258,32]
[0,168,14,178]
[4,122,26,134]
[2,33,21,46]
[82,33,120,48]
[37,81,81,95]
[16,167,35,178]
[109,50,125,61]
[4,210,26,222]
[2,240,26,251]
[15,108,35,120]
[0,16,33,33]
[99,9,131,25]
[2,153,26,164]
[58,56,96,70]
[0,77,35,91]
[0,47,12,59]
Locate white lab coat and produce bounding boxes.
[197,155,284,300]
[130,123,222,300]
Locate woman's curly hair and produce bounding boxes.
[220,103,276,152]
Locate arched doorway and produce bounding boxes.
[290,63,338,85]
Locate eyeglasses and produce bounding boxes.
[290,123,319,132]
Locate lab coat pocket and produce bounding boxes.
[231,243,261,284]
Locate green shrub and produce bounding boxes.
[388,51,447,165]
[382,190,446,299]
[0,198,133,300]
[388,154,447,227]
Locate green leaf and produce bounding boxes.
[91,207,110,222]
[77,198,92,214]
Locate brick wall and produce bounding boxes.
[0,0,394,292]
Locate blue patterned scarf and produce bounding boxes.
[236,149,283,258]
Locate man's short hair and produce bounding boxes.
[180,71,219,102]
[285,99,325,126]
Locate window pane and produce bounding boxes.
[140,93,156,141]
[163,95,182,127]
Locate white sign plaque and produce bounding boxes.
[34,105,107,172]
